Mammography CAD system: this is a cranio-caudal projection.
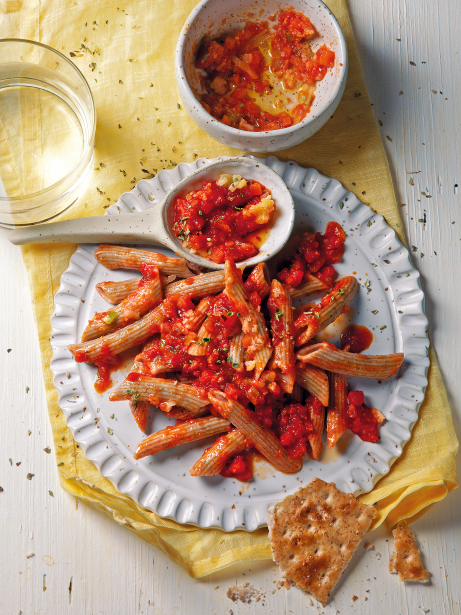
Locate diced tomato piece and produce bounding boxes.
[348,390,365,406]
[316,45,335,67]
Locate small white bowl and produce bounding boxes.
[175,0,348,153]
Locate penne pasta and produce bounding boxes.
[96,277,140,304]
[224,259,272,380]
[289,381,304,404]
[109,375,210,414]
[94,245,192,277]
[134,416,232,460]
[189,430,248,476]
[82,267,163,342]
[164,271,225,298]
[295,276,359,345]
[297,342,404,380]
[244,262,270,300]
[96,274,176,304]
[295,363,329,407]
[288,273,329,300]
[268,279,295,393]
[307,398,325,460]
[129,399,151,432]
[208,390,302,473]
[68,305,165,363]
[228,331,245,373]
[167,407,210,420]
[326,372,348,447]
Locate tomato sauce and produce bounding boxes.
[172,175,275,263]
[220,450,253,481]
[340,324,373,353]
[94,354,124,394]
[346,391,382,443]
[278,221,346,289]
[195,10,335,131]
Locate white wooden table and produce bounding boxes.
[1,2,459,613]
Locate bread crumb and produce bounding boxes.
[226,582,262,603]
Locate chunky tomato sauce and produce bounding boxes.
[195,10,335,131]
[172,174,275,263]
[278,221,346,289]
[220,450,253,481]
[346,390,382,443]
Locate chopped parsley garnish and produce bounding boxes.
[274,309,283,321]
[102,310,118,324]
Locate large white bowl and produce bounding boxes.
[175,0,348,153]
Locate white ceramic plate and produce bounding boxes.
[50,156,429,532]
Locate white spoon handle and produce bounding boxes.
[7,209,173,248]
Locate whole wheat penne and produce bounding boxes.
[289,381,304,404]
[97,277,140,303]
[164,271,225,298]
[268,279,295,393]
[244,263,270,300]
[224,260,272,380]
[327,372,348,447]
[82,268,163,342]
[96,274,176,304]
[295,364,329,407]
[295,276,359,345]
[68,305,165,363]
[189,430,248,476]
[288,273,329,299]
[297,342,404,380]
[187,322,209,356]
[94,245,192,277]
[130,399,151,432]
[109,375,210,413]
[307,401,325,460]
[134,416,232,460]
[228,331,245,373]
[208,390,302,473]
[167,407,210,420]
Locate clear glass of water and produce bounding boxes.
[0,39,96,227]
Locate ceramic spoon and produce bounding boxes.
[8,157,295,270]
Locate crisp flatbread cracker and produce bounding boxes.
[267,478,376,604]
[389,520,430,582]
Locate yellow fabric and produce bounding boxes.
[6,0,458,579]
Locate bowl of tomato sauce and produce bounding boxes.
[175,0,347,152]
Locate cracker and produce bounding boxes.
[389,520,430,582]
[267,478,376,604]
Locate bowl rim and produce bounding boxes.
[0,38,96,204]
[175,0,348,139]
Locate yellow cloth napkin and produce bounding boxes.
[6,0,458,578]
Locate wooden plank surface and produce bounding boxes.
[0,1,459,613]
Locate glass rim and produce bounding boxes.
[0,38,96,203]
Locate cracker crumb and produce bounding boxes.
[364,541,375,550]
[352,595,358,601]
[226,582,262,603]
[389,520,430,582]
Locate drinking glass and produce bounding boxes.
[0,39,96,227]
